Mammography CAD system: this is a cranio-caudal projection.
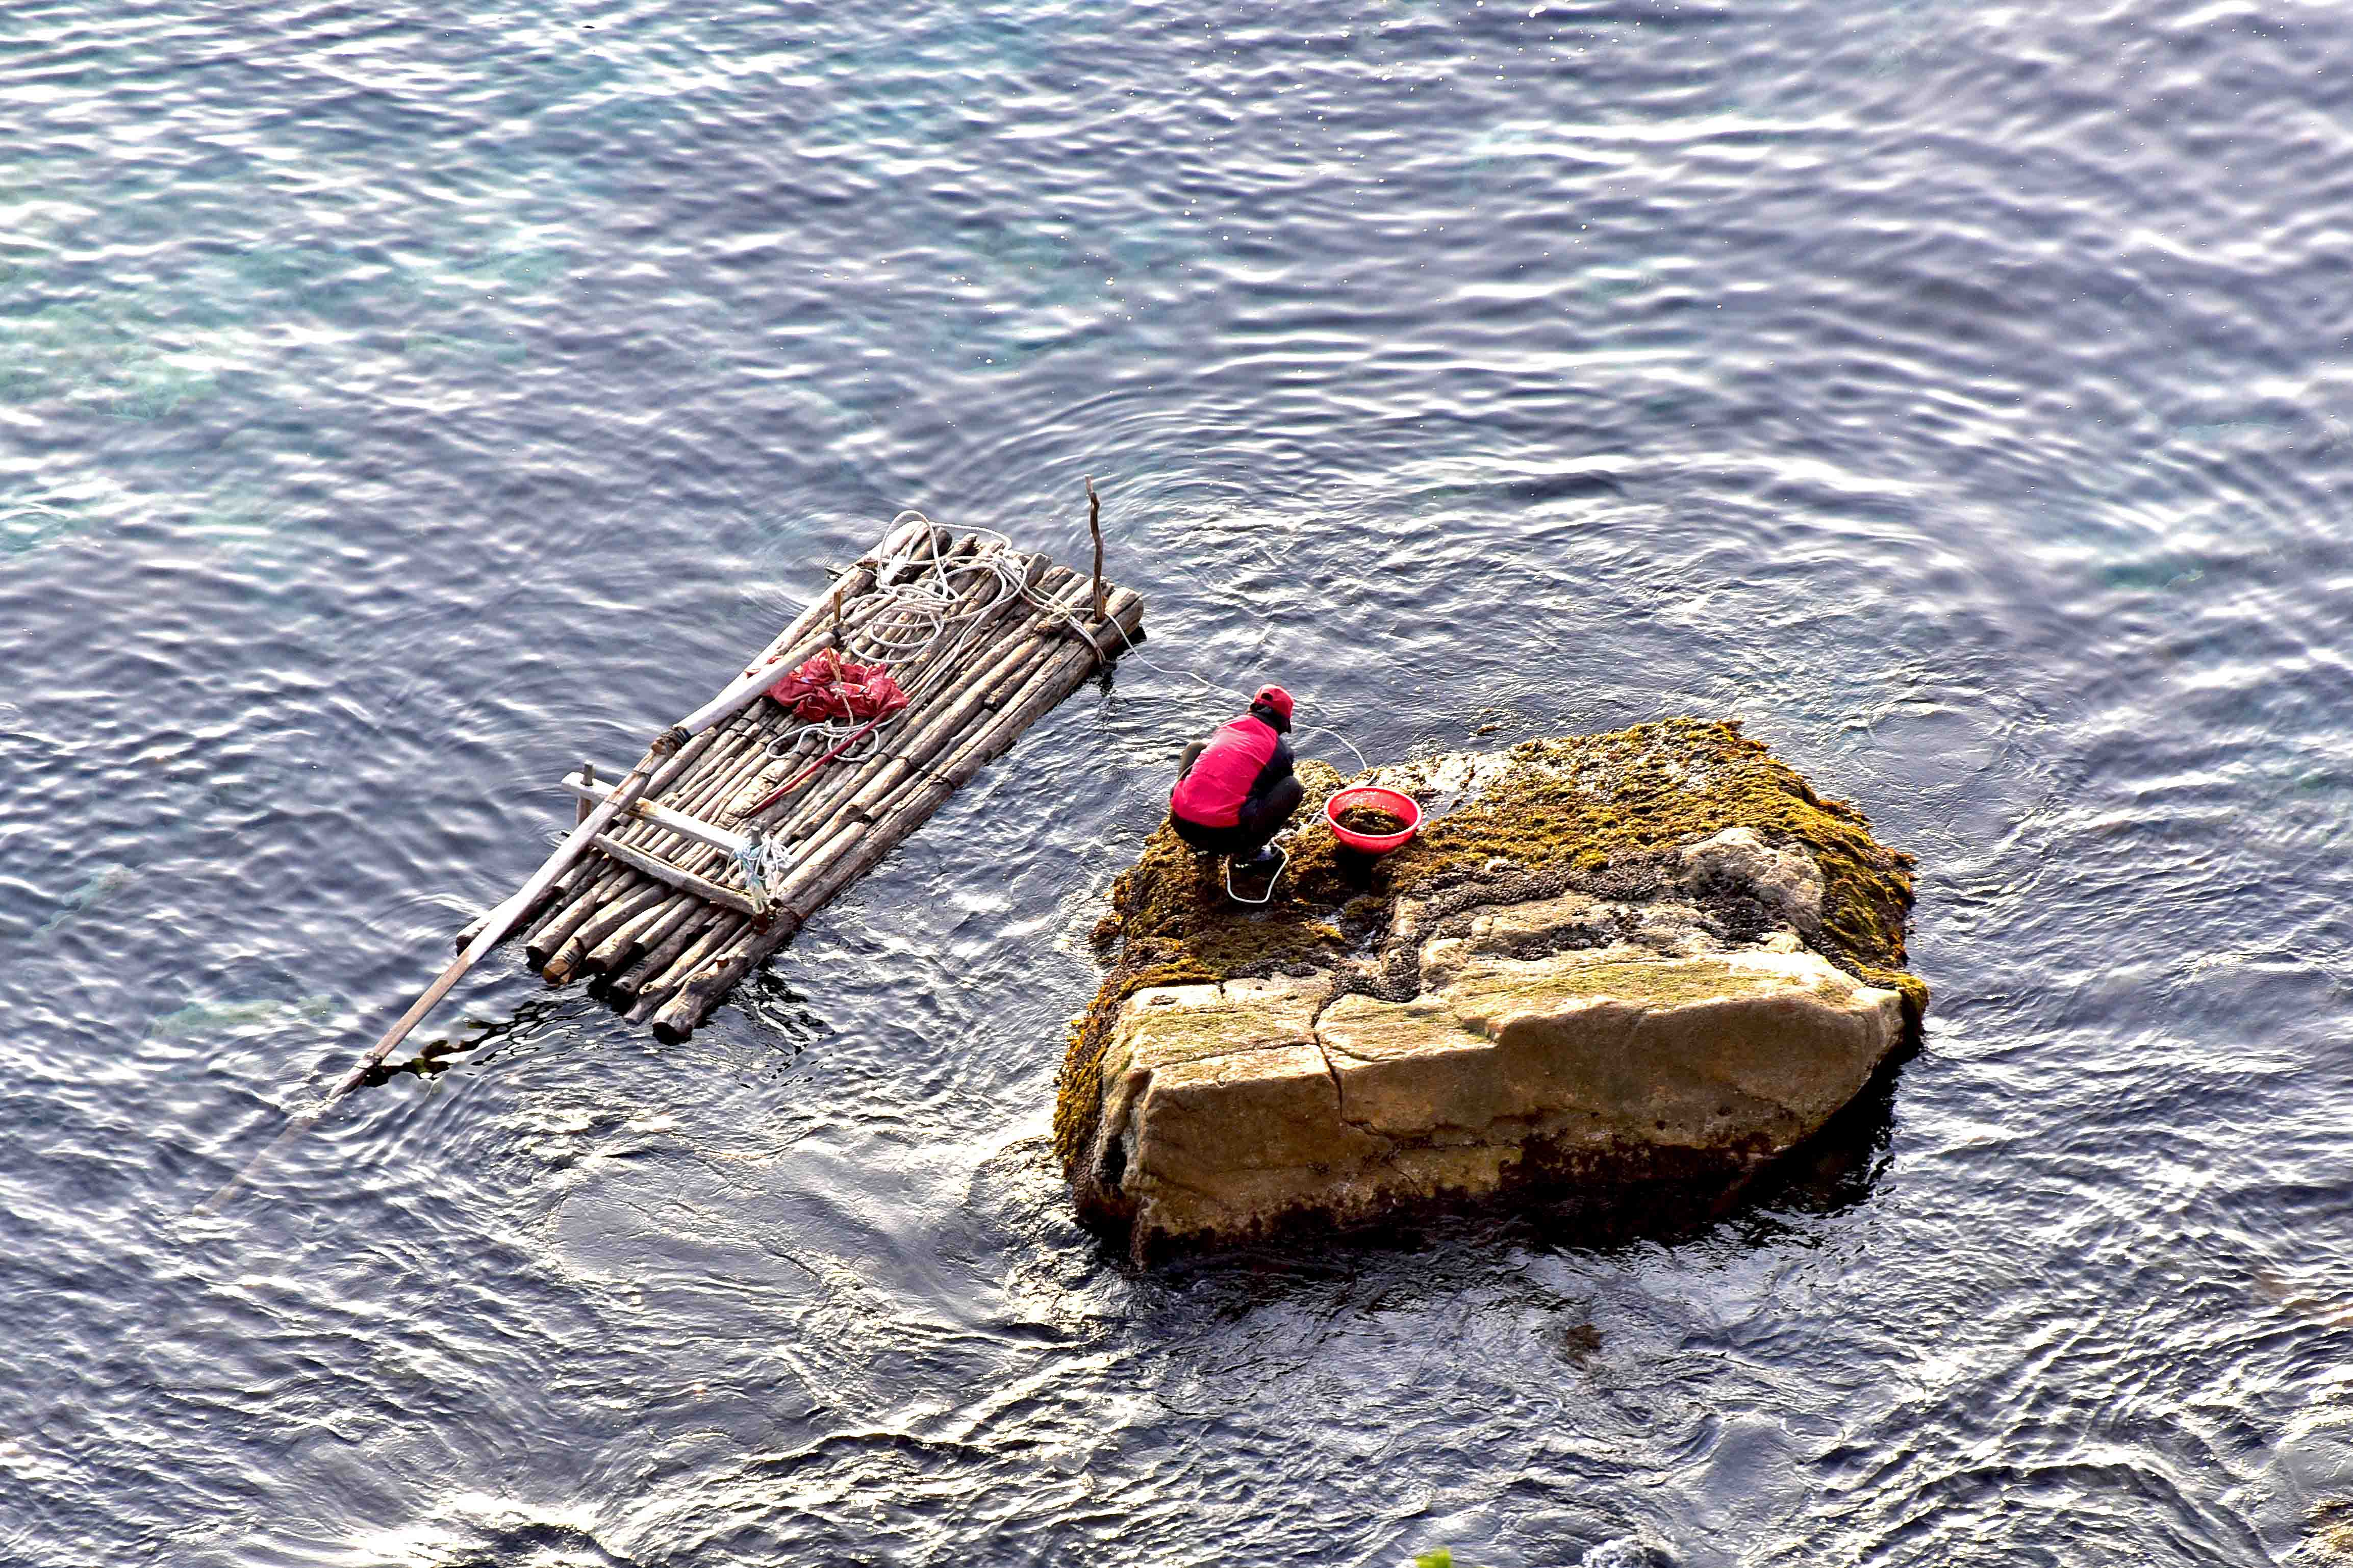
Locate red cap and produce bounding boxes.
[1252,685,1294,722]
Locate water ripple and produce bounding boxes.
[9,0,2353,1564]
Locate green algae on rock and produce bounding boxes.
[1055,719,1926,1257]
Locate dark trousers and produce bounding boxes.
[1169,743,1306,858]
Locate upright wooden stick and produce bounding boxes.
[1085,476,1105,622]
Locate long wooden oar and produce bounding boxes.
[194,734,680,1213]
[197,514,934,1214]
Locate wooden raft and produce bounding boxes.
[474,513,1143,1043]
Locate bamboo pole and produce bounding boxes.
[583,832,758,916]
[613,652,807,866]
[610,899,726,1003]
[558,769,752,856]
[580,889,686,978]
[573,717,781,957]
[626,913,747,1022]
[617,714,762,846]
[753,564,929,687]
[840,586,1143,856]
[594,740,772,987]
[649,588,1143,1040]
[843,587,1146,848]
[642,719,726,803]
[647,911,749,1000]
[542,879,668,987]
[517,860,625,961]
[884,549,1053,713]
[198,727,685,1213]
[715,541,1021,827]
[464,832,629,953]
[757,570,1084,839]
[524,854,634,942]
[858,573,1094,780]
[652,722,768,831]
[831,578,1094,826]
[600,897,706,999]
[584,715,780,963]
[472,681,757,957]
[673,521,937,737]
[729,580,1045,832]
[524,861,636,968]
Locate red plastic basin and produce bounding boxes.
[1325,786,1422,855]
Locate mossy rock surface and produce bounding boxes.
[1054,718,1926,1184]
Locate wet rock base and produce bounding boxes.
[1057,721,1927,1263]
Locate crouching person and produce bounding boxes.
[1168,685,1305,871]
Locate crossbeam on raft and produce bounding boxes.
[581,832,760,918]
[488,512,1143,1042]
[558,770,754,856]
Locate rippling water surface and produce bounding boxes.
[8,2,2353,1563]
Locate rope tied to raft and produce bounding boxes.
[732,831,791,901]
[1042,613,1375,775]
[878,511,1374,775]
[759,648,907,769]
[746,516,1019,776]
[735,511,1122,834]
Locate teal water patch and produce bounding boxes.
[176,485,334,590]
[401,331,527,366]
[145,994,337,1040]
[0,502,96,556]
[0,302,221,420]
[2098,553,2211,594]
[35,862,136,936]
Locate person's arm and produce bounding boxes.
[1176,739,1207,781]
[1244,737,1294,802]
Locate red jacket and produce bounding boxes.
[1170,715,1293,828]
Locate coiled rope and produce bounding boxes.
[858,511,1372,770]
[739,512,1135,896]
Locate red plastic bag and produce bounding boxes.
[765,649,909,723]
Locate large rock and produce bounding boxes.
[1057,721,1926,1261]
[1082,939,1903,1256]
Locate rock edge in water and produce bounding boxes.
[1056,719,1927,1262]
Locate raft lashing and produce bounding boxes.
[468,510,1143,1044]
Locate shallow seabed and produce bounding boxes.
[6,2,2353,1563]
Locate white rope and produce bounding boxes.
[731,830,793,902]
[759,510,1025,767]
[894,516,1379,775]
[1054,604,1373,774]
[733,512,1064,890]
